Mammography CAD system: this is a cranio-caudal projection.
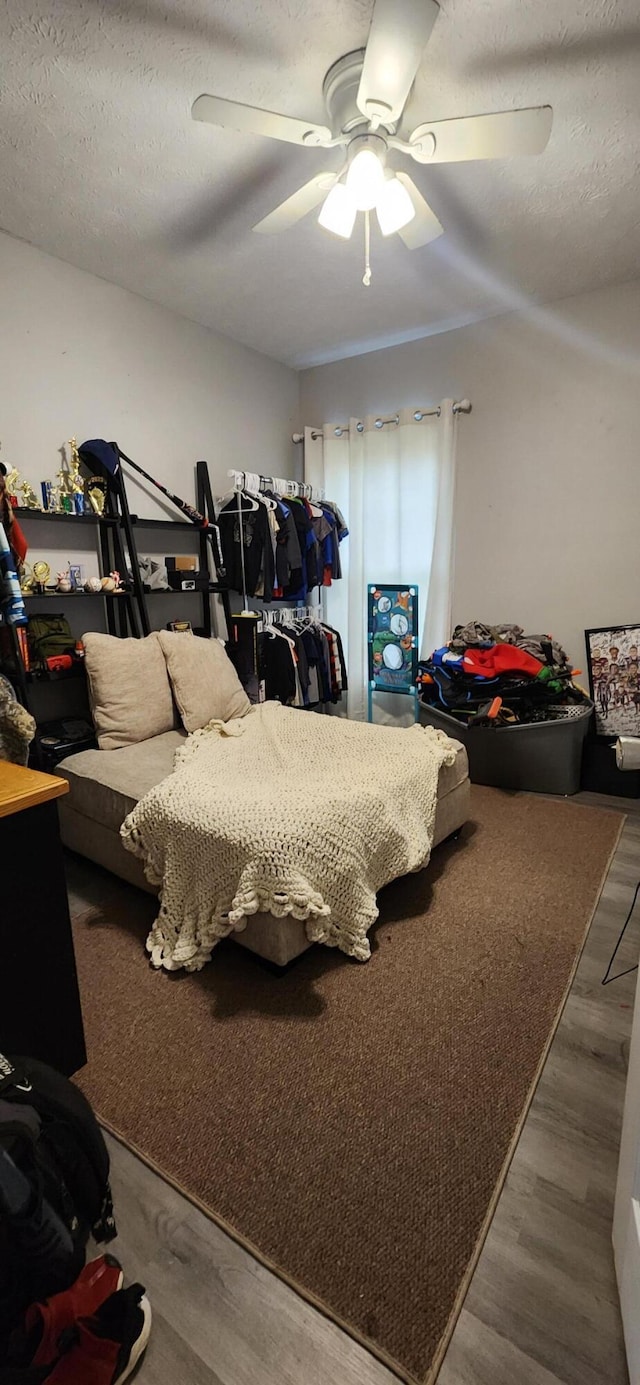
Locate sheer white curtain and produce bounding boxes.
[305,403,459,721]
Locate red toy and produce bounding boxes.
[45,654,73,672]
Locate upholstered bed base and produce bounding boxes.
[58,731,470,967]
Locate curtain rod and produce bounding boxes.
[292,399,472,443]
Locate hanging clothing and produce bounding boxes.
[285,500,318,600]
[323,625,348,699]
[263,630,297,705]
[219,496,275,602]
[272,498,303,593]
[260,618,346,710]
[320,502,348,585]
[219,484,347,606]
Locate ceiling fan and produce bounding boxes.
[191,0,552,283]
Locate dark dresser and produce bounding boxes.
[0,761,86,1076]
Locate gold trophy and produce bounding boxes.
[85,475,107,515]
[4,466,20,499]
[52,437,80,513]
[4,464,43,511]
[55,459,74,513]
[68,437,84,493]
[19,561,35,594]
[19,480,42,510]
[67,436,86,514]
[32,560,51,593]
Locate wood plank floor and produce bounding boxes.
[67,792,640,1385]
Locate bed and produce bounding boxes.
[57,630,470,968]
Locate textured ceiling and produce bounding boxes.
[1,0,639,367]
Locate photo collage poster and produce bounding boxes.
[586,624,640,737]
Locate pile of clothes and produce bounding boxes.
[419,620,587,726]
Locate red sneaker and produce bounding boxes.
[8,1255,123,1369]
[44,1285,151,1385]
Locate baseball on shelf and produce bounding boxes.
[84,576,103,593]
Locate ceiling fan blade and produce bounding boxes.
[407,105,553,163]
[253,173,338,234]
[357,0,440,125]
[395,173,443,248]
[191,94,332,148]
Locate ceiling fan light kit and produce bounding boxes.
[191,0,553,284]
[317,164,415,244]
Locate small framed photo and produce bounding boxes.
[167,619,192,633]
[68,564,83,590]
[585,624,640,737]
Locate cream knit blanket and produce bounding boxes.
[121,703,457,972]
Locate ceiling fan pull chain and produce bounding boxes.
[363,210,372,287]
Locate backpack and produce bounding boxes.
[0,1054,116,1341]
[27,614,75,667]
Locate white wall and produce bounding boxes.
[300,279,640,672]
[0,230,300,622]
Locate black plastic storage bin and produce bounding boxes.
[420,701,594,795]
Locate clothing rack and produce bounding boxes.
[227,469,326,504]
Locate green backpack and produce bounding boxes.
[28,613,75,666]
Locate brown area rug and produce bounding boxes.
[71,787,623,1384]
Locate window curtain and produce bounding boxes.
[305,402,459,721]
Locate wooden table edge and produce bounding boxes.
[0,762,70,818]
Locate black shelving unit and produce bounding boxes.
[13,501,230,639]
[3,473,231,748]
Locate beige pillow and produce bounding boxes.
[83,631,175,751]
[157,631,250,732]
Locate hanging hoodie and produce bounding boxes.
[219,496,275,601]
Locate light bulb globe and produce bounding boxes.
[318,183,357,239]
[376,177,416,236]
[346,149,386,211]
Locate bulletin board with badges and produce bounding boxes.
[367,585,419,722]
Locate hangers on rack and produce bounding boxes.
[227,470,326,504]
[262,604,322,627]
[216,472,259,512]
